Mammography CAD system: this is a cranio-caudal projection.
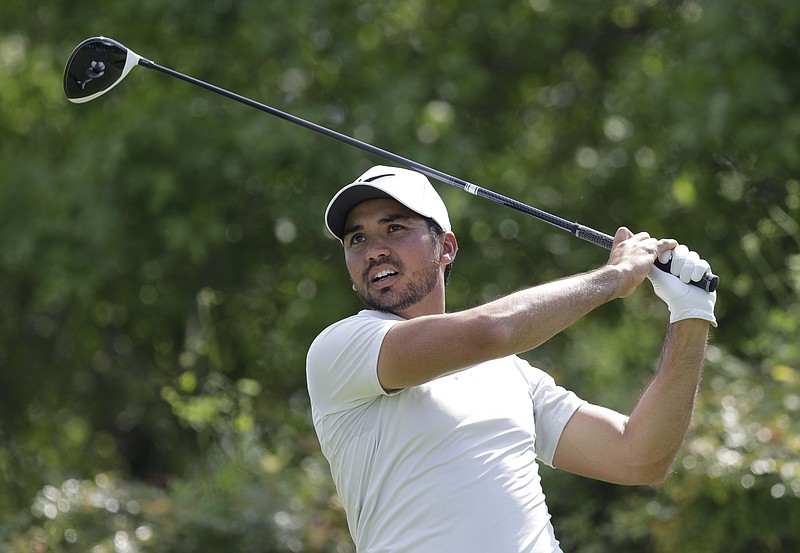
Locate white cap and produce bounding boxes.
[325,165,452,241]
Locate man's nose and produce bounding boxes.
[367,239,390,260]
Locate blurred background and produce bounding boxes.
[1,0,799,551]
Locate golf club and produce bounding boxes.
[63,36,718,292]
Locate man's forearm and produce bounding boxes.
[623,319,710,479]
[380,265,627,390]
[479,264,625,356]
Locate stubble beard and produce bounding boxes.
[353,257,441,315]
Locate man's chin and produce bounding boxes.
[362,294,400,313]
[358,289,405,314]
[354,271,438,314]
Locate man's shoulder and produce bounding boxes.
[306,310,403,409]
[308,310,402,357]
[313,310,401,340]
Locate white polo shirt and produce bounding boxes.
[306,310,585,553]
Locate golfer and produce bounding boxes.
[306,166,717,552]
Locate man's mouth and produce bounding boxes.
[372,269,398,283]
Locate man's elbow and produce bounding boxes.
[625,459,676,486]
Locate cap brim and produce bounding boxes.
[325,184,394,241]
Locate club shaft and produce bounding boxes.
[139,58,718,293]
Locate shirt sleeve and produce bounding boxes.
[306,312,403,418]
[514,357,586,468]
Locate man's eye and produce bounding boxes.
[388,224,404,233]
[349,234,365,245]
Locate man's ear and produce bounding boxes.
[440,232,458,265]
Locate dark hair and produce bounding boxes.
[425,218,453,286]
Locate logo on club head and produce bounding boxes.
[75,60,106,90]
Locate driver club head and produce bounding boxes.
[63,37,142,103]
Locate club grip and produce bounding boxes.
[573,225,614,249]
[654,260,719,292]
[573,224,719,293]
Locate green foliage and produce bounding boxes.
[1,0,799,551]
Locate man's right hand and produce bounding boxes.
[607,227,678,299]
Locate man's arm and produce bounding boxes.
[552,318,710,484]
[377,228,672,391]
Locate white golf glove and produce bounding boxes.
[647,245,717,327]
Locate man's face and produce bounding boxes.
[342,198,444,317]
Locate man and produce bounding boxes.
[306,165,717,552]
